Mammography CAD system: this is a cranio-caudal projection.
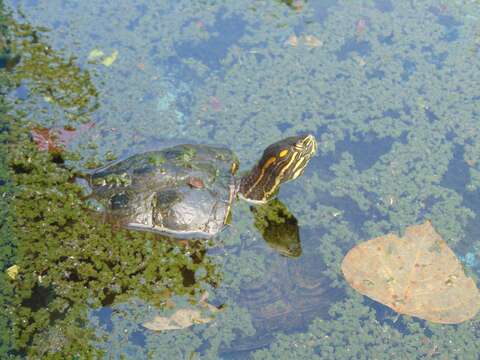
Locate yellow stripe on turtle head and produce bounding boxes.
[243,156,276,197]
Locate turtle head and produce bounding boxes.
[239,134,317,203]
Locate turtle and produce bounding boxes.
[216,199,344,355]
[83,134,317,239]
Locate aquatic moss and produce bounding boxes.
[0,101,16,358]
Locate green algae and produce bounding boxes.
[4,19,98,125]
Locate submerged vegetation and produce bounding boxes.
[1,0,480,358]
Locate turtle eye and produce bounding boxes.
[294,141,304,150]
[278,149,289,158]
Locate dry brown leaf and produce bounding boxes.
[341,221,480,324]
[284,34,298,47]
[143,308,213,331]
[30,123,94,154]
[303,35,322,48]
[143,292,219,331]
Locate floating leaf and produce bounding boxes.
[143,308,214,331]
[303,35,322,48]
[284,34,322,48]
[30,127,64,153]
[87,48,105,61]
[281,0,304,11]
[88,49,118,66]
[341,221,480,324]
[30,123,95,153]
[284,34,298,47]
[355,19,367,35]
[209,96,222,111]
[6,264,19,280]
[101,50,118,66]
[143,293,219,331]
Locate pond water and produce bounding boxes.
[1,0,480,358]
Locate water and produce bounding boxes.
[1,0,480,358]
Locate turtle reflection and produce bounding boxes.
[251,198,302,258]
[221,233,341,354]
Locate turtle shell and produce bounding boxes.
[87,144,239,238]
[221,251,342,355]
